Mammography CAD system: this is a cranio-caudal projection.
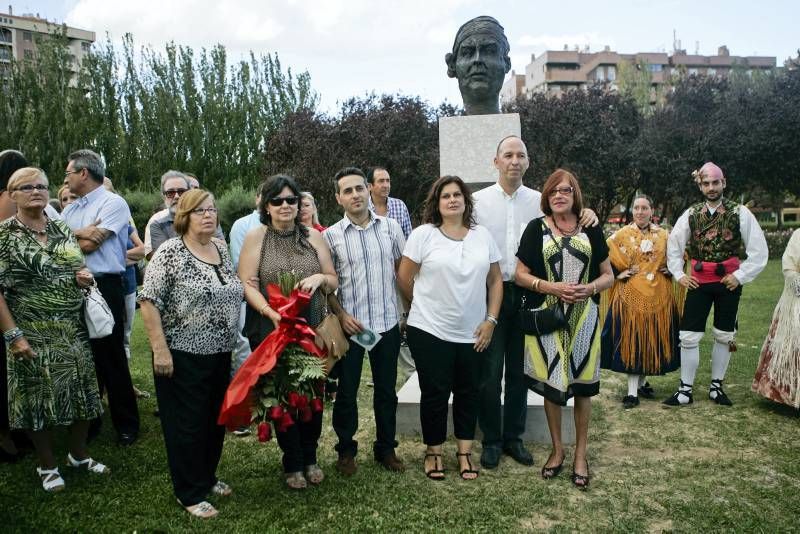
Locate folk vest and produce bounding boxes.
[686,198,742,263]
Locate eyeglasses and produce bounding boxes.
[191,207,218,216]
[14,184,49,193]
[268,196,299,207]
[549,186,575,197]
[164,188,188,199]
[64,169,81,178]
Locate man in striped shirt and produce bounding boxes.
[367,167,413,239]
[325,167,407,476]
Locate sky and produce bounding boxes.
[13,0,800,113]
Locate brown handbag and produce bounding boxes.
[315,298,349,374]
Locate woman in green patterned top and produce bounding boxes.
[0,168,107,492]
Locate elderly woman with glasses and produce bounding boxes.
[238,174,338,490]
[514,169,613,489]
[139,189,244,519]
[0,167,105,492]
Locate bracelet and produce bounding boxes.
[592,282,598,295]
[486,314,498,325]
[3,327,23,344]
[258,303,271,316]
[534,279,541,292]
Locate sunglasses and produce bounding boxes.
[268,196,299,207]
[164,188,188,198]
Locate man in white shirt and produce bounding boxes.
[473,135,597,469]
[664,162,768,407]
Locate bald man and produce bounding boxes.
[664,162,768,407]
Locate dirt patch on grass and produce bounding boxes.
[648,519,674,533]
[519,514,561,531]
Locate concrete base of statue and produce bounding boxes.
[438,113,521,189]
[396,371,576,444]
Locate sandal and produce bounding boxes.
[36,466,65,492]
[541,451,565,480]
[285,471,307,490]
[304,464,324,485]
[424,453,445,481]
[456,452,479,480]
[67,453,110,474]
[182,500,218,519]
[571,461,590,490]
[211,480,232,497]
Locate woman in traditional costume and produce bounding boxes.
[601,194,682,408]
[752,229,800,409]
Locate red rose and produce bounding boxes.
[287,391,301,408]
[299,406,313,423]
[277,412,295,433]
[705,229,718,240]
[267,405,284,421]
[257,421,271,442]
[311,397,324,413]
[722,229,733,241]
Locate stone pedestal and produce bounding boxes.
[396,372,575,444]
[438,113,521,186]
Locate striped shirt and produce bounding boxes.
[369,195,412,238]
[324,212,406,334]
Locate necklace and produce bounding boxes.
[350,213,371,228]
[552,217,579,237]
[636,222,650,232]
[15,215,48,236]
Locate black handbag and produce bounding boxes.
[518,225,569,336]
[519,298,568,336]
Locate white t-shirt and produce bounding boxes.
[403,223,501,343]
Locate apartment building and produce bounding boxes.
[0,6,95,76]
[501,45,776,103]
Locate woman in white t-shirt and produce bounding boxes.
[397,176,502,481]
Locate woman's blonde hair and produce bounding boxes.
[173,189,214,235]
[8,167,48,192]
[301,191,320,225]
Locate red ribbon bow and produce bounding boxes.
[218,284,324,430]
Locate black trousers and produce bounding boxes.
[89,275,139,435]
[477,282,527,449]
[680,282,742,332]
[332,325,400,460]
[406,326,482,445]
[275,411,323,473]
[154,349,230,506]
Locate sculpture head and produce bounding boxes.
[445,16,511,115]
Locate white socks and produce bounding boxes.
[709,342,731,399]
[627,374,639,397]
[680,346,700,389]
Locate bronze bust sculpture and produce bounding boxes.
[445,16,512,115]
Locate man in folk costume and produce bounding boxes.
[664,162,768,406]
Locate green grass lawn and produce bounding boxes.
[1,259,798,532]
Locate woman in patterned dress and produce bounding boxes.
[514,169,613,489]
[139,189,244,519]
[238,174,338,490]
[0,167,106,492]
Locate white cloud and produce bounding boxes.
[517,32,614,53]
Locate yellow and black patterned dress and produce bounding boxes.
[0,217,102,431]
[517,218,608,405]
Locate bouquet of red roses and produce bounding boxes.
[218,271,327,441]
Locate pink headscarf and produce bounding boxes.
[692,162,724,183]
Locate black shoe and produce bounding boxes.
[622,395,640,409]
[117,432,138,446]
[503,442,534,466]
[709,381,733,406]
[662,390,693,406]
[480,446,501,469]
[637,382,655,399]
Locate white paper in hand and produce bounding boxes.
[350,328,382,351]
